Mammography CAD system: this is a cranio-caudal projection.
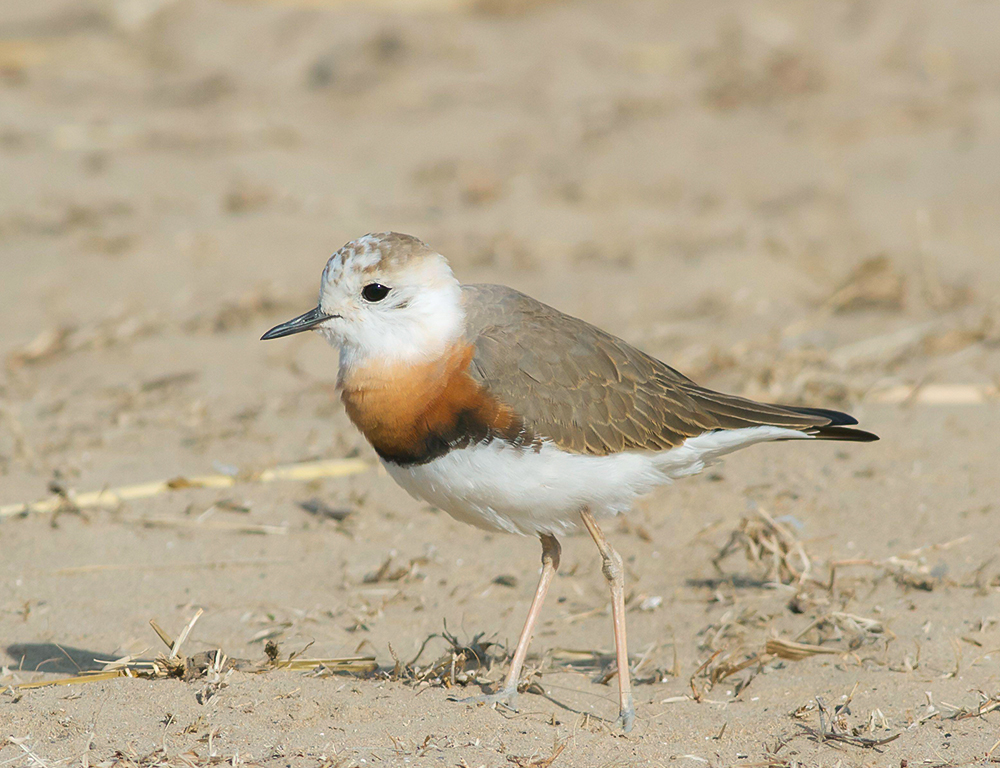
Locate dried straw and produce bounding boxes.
[0,458,369,519]
[15,610,377,690]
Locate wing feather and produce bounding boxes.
[461,284,876,454]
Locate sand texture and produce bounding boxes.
[2,1,999,765]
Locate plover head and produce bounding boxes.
[262,232,464,365]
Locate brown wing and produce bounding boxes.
[462,284,876,455]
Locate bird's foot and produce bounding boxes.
[614,696,636,733]
[451,686,519,712]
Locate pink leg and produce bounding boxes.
[580,509,635,732]
[460,533,560,709]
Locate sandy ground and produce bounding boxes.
[2,0,1000,765]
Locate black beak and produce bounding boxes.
[261,306,335,340]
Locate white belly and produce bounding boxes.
[382,426,809,536]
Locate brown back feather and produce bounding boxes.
[462,284,877,455]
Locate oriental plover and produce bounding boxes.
[262,232,878,732]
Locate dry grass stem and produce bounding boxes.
[170,609,204,659]
[126,517,289,535]
[363,554,429,583]
[713,506,812,586]
[827,536,969,593]
[804,690,901,749]
[764,638,840,661]
[387,628,502,691]
[950,691,1000,721]
[0,458,369,518]
[15,612,376,690]
[507,741,566,768]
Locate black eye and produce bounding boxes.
[361,283,391,302]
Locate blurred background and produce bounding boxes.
[1,1,999,761]
[2,0,998,427]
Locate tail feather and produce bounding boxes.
[807,425,879,442]
[769,405,878,442]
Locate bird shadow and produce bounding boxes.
[450,681,612,727]
[5,643,112,675]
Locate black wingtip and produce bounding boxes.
[811,425,879,442]
[785,404,877,441]
[785,406,859,426]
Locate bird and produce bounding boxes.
[261,231,878,732]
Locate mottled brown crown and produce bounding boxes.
[340,232,439,274]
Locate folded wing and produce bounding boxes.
[462,284,877,455]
